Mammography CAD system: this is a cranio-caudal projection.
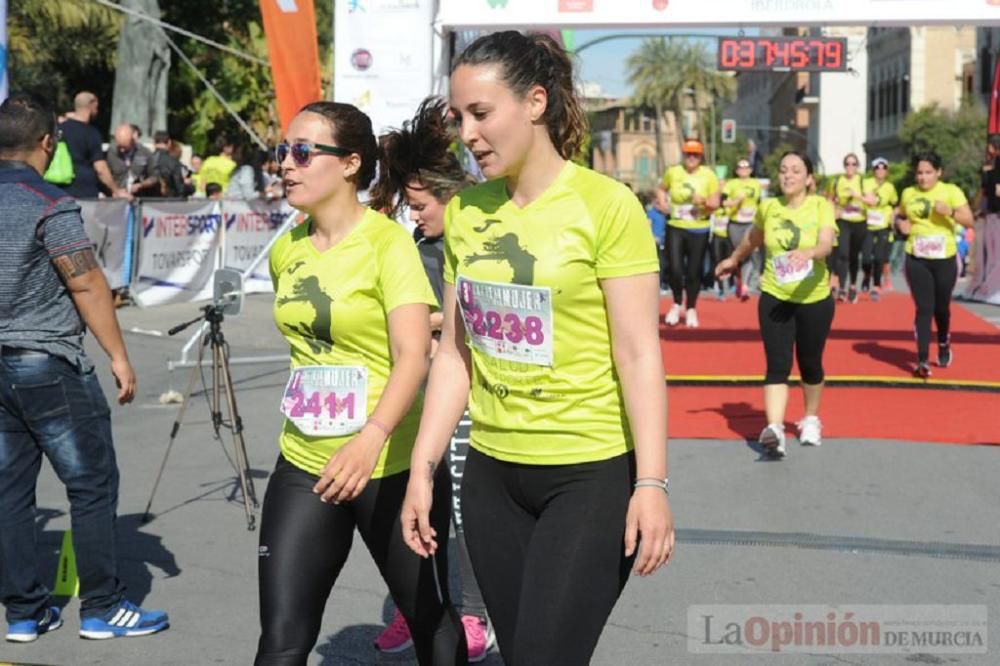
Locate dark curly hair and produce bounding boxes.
[370,97,472,217]
[298,101,378,190]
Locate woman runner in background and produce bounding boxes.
[721,158,763,301]
[662,138,720,327]
[860,157,898,301]
[716,151,836,458]
[897,151,974,378]
[829,152,867,303]
[255,101,466,666]
[399,31,674,665]
[369,97,494,663]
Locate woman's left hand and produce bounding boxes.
[313,428,384,503]
[624,488,675,576]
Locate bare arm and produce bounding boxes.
[801,225,835,261]
[314,302,432,502]
[953,204,975,229]
[93,160,130,198]
[602,272,674,576]
[53,247,135,404]
[402,283,472,556]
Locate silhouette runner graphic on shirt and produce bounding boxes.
[277,275,335,353]
[464,233,537,285]
[776,219,802,252]
[473,218,503,233]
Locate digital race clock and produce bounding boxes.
[717,36,848,73]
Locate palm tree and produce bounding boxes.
[677,41,737,151]
[626,37,690,175]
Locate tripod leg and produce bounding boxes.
[143,336,208,522]
[215,339,259,530]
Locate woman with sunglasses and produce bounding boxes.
[860,157,898,301]
[716,151,836,457]
[367,98,494,663]
[662,138,721,328]
[829,152,867,303]
[398,31,674,665]
[720,158,763,301]
[897,151,974,378]
[255,101,466,666]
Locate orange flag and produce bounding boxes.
[260,0,323,132]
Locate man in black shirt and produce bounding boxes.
[980,134,1000,214]
[58,92,127,199]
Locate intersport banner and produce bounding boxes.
[79,199,132,290]
[260,0,323,131]
[334,0,436,135]
[436,0,1000,28]
[133,200,223,307]
[221,199,298,294]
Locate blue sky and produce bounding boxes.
[574,28,756,98]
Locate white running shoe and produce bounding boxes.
[758,423,786,459]
[797,416,822,447]
[664,304,683,326]
[685,308,699,328]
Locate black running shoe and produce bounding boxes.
[937,344,952,368]
[848,287,858,304]
[913,361,932,379]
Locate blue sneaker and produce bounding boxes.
[5,606,63,643]
[79,600,168,639]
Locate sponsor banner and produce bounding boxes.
[688,604,988,654]
[437,0,1000,28]
[334,0,436,135]
[79,199,132,290]
[965,215,1000,305]
[221,199,297,293]
[133,200,223,307]
[260,0,323,131]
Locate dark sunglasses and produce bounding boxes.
[844,161,859,166]
[275,141,353,167]
[873,164,888,170]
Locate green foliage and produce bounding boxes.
[899,103,987,199]
[7,0,122,124]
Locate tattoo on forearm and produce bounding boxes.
[426,461,437,481]
[53,248,99,281]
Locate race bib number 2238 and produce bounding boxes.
[457,276,553,367]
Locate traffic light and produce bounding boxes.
[721,118,737,144]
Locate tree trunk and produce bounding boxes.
[111,0,169,139]
[654,102,665,179]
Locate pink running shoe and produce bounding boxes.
[373,609,412,653]
[462,615,494,663]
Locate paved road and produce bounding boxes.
[2,294,998,665]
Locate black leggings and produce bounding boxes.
[862,228,892,288]
[759,292,835,385]
[255,456,466,666]
[448,412,485,617]
[710,234,734,289]
[904,254,958,363]
[667,226,711,308]
[461,448,636,666]
[835,219,868,290]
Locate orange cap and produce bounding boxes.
[682,139,704,155]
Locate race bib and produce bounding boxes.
[280,365,368,437]
[772,252,815,285]
[674,204,697,221]
[457,276,553,367]
[735,207,756,223]
[913,234,947,259]
[842,203,862,217]
[710,214,729,234]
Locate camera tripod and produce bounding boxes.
[143,304,259,530]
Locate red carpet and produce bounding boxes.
[659,293,1000,444]
[668,386,1000,445]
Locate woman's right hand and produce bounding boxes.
[896,218,912,235]
[400,475,437,558]
[715,257,738,278]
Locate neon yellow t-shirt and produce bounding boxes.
[900,182,967,260]
[832,173,865,222]
[720,177,763,235]
[197,154,237,192]
[862,178,898,231]
[754,194,837,304]
[269,209,437,477]
[662,164,719,230]
[443,162,659,465]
